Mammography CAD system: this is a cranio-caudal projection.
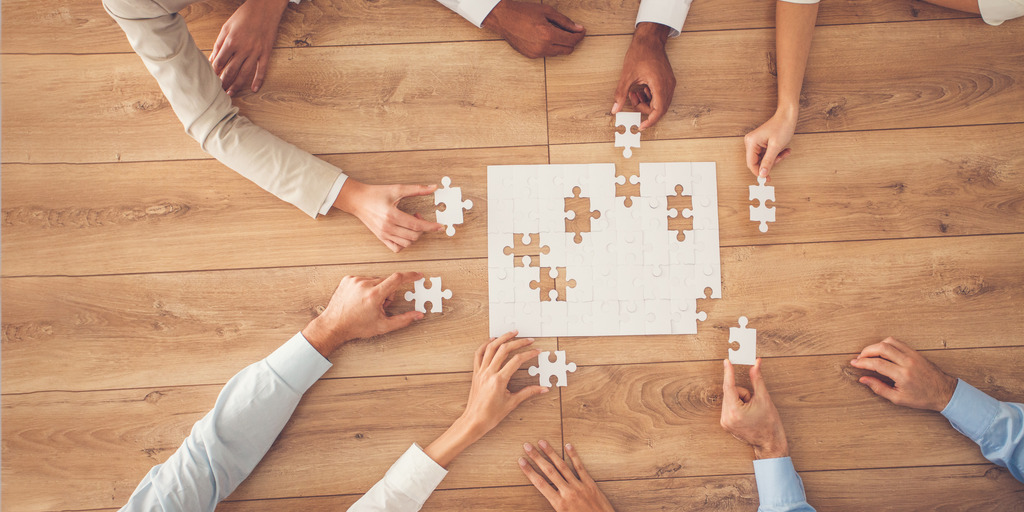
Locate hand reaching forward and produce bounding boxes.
[301,272,425,357]
[482,0,585,58]
[333,179,445,253]
[425,332,548,467]
[612,23,675,131]
[743,111,796,182]
[209,0,289,97]
[520,440,615,512]
[720,359,790,459]
[850,337,958,412]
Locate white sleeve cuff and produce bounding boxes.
[318,173,348,216]
[978,0,1024,25]
[454,0,503,27]
[289,0,301,4]
[265,332,333,394]
[635,0,692,37]
[386,443,449,505]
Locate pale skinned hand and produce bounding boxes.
[743,110,796,182]
[612,23,675,131]
[482,0,585,59]
[519,440,616,512]
[333,179,445,253]
[850,337,958,412]
[720,358,790,460]
[301,272,425,357]
[209,0,289,97]
[424,332,549,467]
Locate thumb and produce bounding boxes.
[859,375,899,404]
[759,143,785,177]
[399,184,438,199]
[612,75,632,116]
[382,310,423,335]
[513,385,549,406]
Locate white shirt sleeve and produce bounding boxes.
[120,333,333,511]
[779,0,820,3]
[635,0,693,37]
[347,443,449,512]
[436,0,503,27]
[318,174,349,216]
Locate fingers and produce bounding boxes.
[537,439,576,482]
[398,183,439,199]
[639,86,669,130]
[481,331,517,370]
[548,26,585,49]
[518,456,559,503]
[220,55,248,96]
[252,52,269,93]
[210,31,230,73]
[758,143,785,178]
[722,359,739,402]
[543,8,585,34]
[736,386,752,402]
[500,347,540,380]
[749,358,771,399]
[856,340,908,366]
[612,74,633,117]
[524,442,569,490]
[381,310,423,334]
[858,375,900,404]
[743,135,764,177]
[229,56,259,97]
[488,337,536,374]
[849,356,900,381]
[512,384,549,406]
[376,271,423,300]
[396,209,444,235]
[564,443,595,484]
[474,339,489,371]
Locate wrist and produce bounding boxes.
[481,0,507,32]
[752,437,789,460]
[251,0,290,15]
[933,374,959,412]
[633,22,671,48]
[332,178,365,216]
[301,316,346,358]
[425,416,483,468]
[775,102,799,122]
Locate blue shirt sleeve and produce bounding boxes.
[119,333,333,511]
[752,457,816,512]
[941,379,1024,483]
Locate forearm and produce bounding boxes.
[774,1,818,118]
[423,416,484,468]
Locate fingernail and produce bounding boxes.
[575,23,584,30]
[527,338,535,342]
[540,387,549,393]
[523,443,532,452]
[759,168,767,177]
[518,457,528,466]
[539,439,549,449]
[565,443,573,450]
[611,102,619,112]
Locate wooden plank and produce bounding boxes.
[546,19,1024,144]
[561,347,1024,482]
[1,258,566,394]
[1,146,546,277]
[1,41,546,164]
[1,0,496,55]
[549,0,977,37]
[1,370,562,511]
[563,233,1024,366]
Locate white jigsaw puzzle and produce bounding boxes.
[404,277,453,313]
[728,316,757,365]
[435,176,474,236]
[529,350,577,387]
[749,176,775,233]
[614,112,641,158]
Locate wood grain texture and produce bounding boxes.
[1,146,546,277]
[561,348,1024,482]
[1,370,561,511]
[1,258,564,394]
[546,19,1024,144]
[1,40,546,164]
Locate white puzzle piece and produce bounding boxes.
[728,316,757,365]
[529,350,577,387]
[749,176,776,233]
[614,112,642,158]
[435,176,473,236]
[405,277,452,313]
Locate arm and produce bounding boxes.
[743,0,819,181]
[611,0,692,130]
[121,272,426,511]
[720,359,815,512]
[349,332,548,511]
[473,0,585,59]
[852,337,1024,483]
[102,0,443,250]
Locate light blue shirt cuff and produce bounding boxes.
[941,379,1003,441]
[318,174,348,216]
[752,457,811,511]
[635,0,692,37]
[265,332,333,394]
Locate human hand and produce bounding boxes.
[333,179,445,253]
[850,337,958,412]
[612,23,674,131]
[743,109,796,182]
[209,0,289,97]
[482,0,585,58]
[519,440,615,512]
[424,332,548,467]
[301,272,425,357]
[720,359,790,460]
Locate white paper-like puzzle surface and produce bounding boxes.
[749,176,775,233]
[405,277,452,313]
[529,350,577,387]
[728,316,756,365]
[487,162,721,337]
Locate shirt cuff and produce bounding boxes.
[383,443,449,506]
[941,379,1003,442]
[978,0,1024,25]
[635,0,692,37]
[779,0,820,3]
[318,174,348,216]
[752,457,808,508]
[458,0,503,28]
[265,332,333,394]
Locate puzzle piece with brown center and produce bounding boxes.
[503,233,550,267]
[564,186,601,245]
[614,162,640,208]
[530,267,576,301]
[666,184,694,242]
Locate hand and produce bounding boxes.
[519,441,615,512]
[850,337,958,412]
[209,0,289,97]
[333,179,445,253]
[743,109,796,182]
[482,0,585,59]
[720,359,790,460]
[424,332,548,467]
[301,272,425,357]
[612,23,675,131]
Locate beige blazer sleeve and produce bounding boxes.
[102,0,346,218]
